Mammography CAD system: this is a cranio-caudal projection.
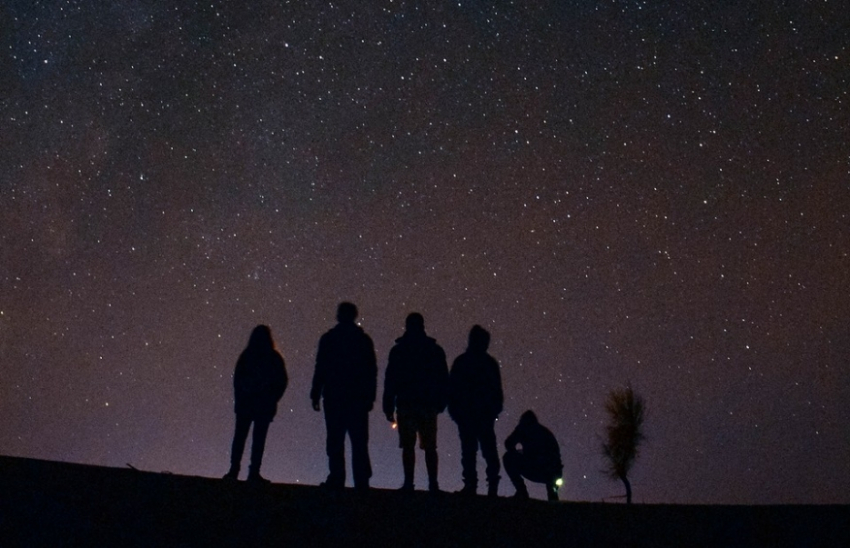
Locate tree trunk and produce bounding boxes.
[620,475,632,504]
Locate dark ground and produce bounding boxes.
[0,455,846,547]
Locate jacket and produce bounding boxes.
[505,420,563,474]
[233,349,288,421]
[311,322,377,410]
[383,331,449,417]
[448,349,503,424]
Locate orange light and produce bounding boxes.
[392,422,397,429]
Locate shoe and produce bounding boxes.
[512,490,529,500]
[456,485,476,496]
[429,482,441,494]
[223,470,239,480]
[320,481,344,491]
[247,473,270,484]
[398,483,414,492]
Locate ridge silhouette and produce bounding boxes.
[2,456,846,548]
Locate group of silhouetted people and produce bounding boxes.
[224,302,563,501]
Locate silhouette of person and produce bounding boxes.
[448,325,504,496]
[311,302,377,490]
[383,312,449,492]
[503,410,563,501]
[224,325,288,483]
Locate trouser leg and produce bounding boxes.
[424,446,438,488]
[349,410,372,489]
[479,420,500,482]
[324,408,346,486]
[479,420,500,494]
[249,420,270,476]
[397,413,416,487]
[401,444,415,486]
[547,481,559,501]
[503,449,527,496]
[525,466,561,500]
[229,414,252,472]
[458,422,479,489]
[418,414,439,489]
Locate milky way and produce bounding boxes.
[1,1,848,504]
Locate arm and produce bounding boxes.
[434,346,449,413]
[491,356,504,417]
[272,353,288,402]
[382,349,397,421]
[447,356,461,419]
[364,335,377,410]
[548,430,563,469]
[310,335,327,411]
[233,354,247,397]
[504,426,520,452]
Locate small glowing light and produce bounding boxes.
[392,422,397,430]
[555,478,564,488]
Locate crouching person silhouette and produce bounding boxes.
[224,325,288,483]
[503,410,563,501]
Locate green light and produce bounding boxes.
[555,478,564,488]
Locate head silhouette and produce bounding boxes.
[519,410,539,427]
[247,324,275,352]
[336,302,358,323]
[468,325,490,352]
[405,312,425,334]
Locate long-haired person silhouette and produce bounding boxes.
[223,325,288,483]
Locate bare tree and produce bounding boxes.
[602,385,645,504]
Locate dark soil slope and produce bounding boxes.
[0,456,846,547]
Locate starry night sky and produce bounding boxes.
[1,1,848,504]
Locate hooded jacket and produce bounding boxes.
[448,349,503,424]
[505,417,563,474]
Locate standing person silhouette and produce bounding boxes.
[224,325,288,483]
[448,325,504,496]
[311,302,377,491]
[383,313,449,492]
[503,410,563,501]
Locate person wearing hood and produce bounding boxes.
[224,324,288,483]
[503,410,563,501]
[311,302,378,491]
[448,325,504,496]
[383,312,449,492]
